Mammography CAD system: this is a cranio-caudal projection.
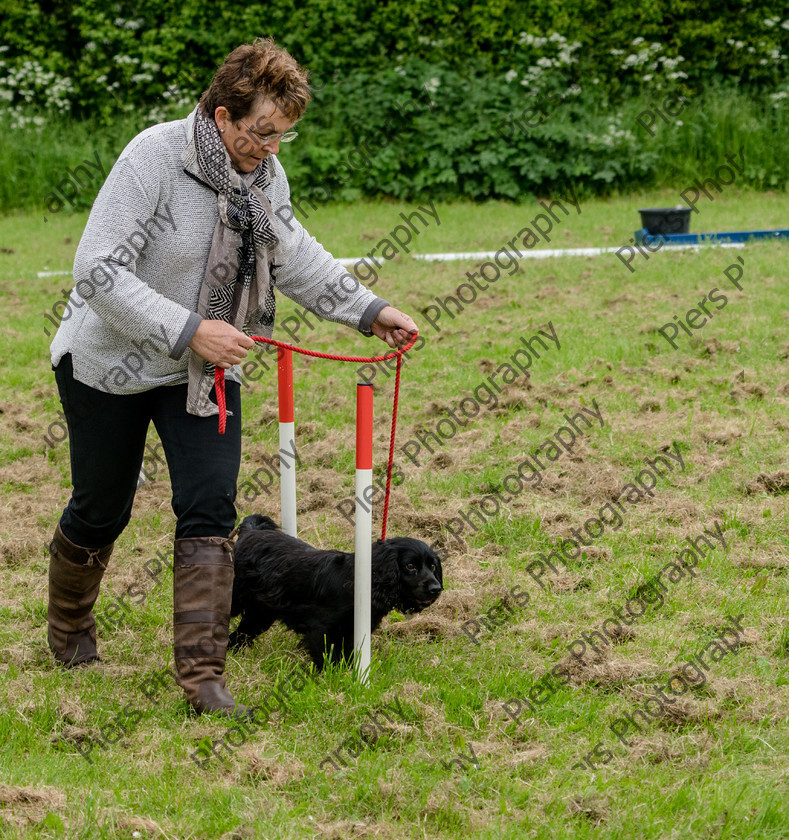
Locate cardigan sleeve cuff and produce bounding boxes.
[171,312,202,359]
[358,298,389,337]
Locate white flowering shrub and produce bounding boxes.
[511,32,583,90]
[0,50,76,128]
[0,5,203,128]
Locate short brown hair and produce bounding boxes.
[199,37,312,122]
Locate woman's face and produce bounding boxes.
[214,99,296,173]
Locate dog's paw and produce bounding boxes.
[228,632,251,650]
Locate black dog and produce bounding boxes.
[229,514,443,667]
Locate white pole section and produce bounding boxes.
[354,382,374,685]
[278,347,297,538]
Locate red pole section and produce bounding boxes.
[356,383,373,470]
[277,347,297,537]
[278,348,294,423]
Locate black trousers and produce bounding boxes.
[54,354,242,548]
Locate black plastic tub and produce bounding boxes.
[638,207,692,236]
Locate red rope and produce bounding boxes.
[213,332,419,539]
[215,365,227,435]
[381,350,404,541]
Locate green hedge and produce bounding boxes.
[0,1,787,206]
[1,75,785,214]
[2,0,787,120]
[284,66,788,201]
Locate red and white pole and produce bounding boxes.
[278,347,297,537]
[354,382,373,685]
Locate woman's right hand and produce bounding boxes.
[188,320,256,369]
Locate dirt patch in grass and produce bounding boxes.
[313,819,397,839]
[108,814,166,837]
[506,744,548,766]
[560,648,653,688]
[0,783,66,827]
[746,471,789,494]
[567,794,609,826]
[419,588,479,622]
[383,614,460,641]
[240,753,306,786]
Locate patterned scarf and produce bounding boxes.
[183,105,279,419]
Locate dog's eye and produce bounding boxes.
[430,563,436,571]
[405,562,416,571]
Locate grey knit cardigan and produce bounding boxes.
[50,107,387,394]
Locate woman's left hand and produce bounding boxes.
[370,306,418,348]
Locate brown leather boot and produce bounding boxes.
[173,536,250,718]
[47,523,113,667]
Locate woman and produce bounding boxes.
[47,37,417,718]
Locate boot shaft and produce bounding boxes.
[47,523,114,667]
[172,536,245,715]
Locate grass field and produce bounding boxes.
[0,190,787,839]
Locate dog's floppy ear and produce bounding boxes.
[371,541,400,612]
[239,514,279,533]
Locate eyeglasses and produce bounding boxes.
[238,118,298,146]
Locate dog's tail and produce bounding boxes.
[238,514,279,533]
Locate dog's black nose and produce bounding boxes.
[428,583,442,596]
